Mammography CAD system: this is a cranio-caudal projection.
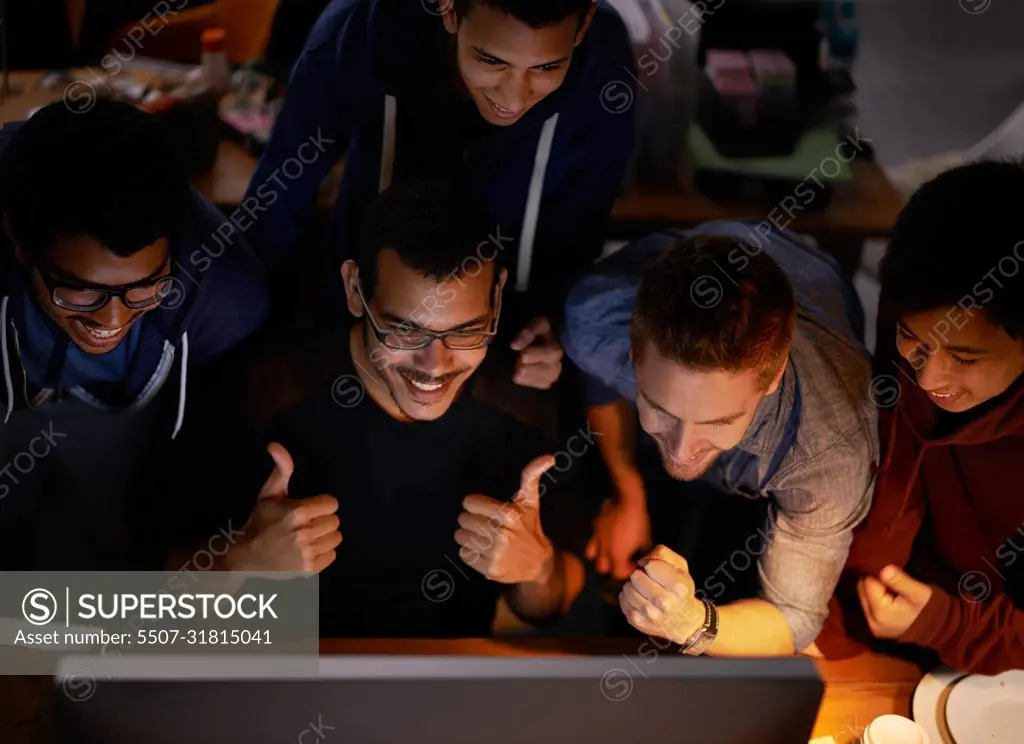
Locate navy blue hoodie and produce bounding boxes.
[245,0,636,312]
[0,121,270,438]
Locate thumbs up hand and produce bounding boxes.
[229,443,342,574]
[456,455,556,585]
[258,441,295,500]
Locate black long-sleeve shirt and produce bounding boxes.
[175,327,578,637]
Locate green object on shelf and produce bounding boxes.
[690,123,854,182]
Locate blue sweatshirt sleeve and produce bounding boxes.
[561,231,681,405]
[562,269,638,406]
[180,192,269,366]
[244,0,370,268]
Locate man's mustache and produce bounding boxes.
[395,367,468,385]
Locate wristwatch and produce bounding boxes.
[678,599,718,656]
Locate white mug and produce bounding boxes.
[862,714,931,744]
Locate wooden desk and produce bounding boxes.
[319,638,925,743]
[613,163,903,240]
[2,70,904,275]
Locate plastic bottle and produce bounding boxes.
[201,27,231,92]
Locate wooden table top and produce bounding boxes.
[318,638,926,743]
[611,162,903,238]
[2,70,904,239]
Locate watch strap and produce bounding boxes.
[679,600,718,656]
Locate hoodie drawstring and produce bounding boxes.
[0,296,191,434]
[171,332,189,440]
[380,94,397,192]
[516,112,559,293]
[1,296,12,424]
[376,96,560,294]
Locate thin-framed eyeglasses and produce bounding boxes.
[354,271,502,350]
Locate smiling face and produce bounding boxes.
[18,231,171,355]
[896,306,1024,413]
[441,3,592,126]
[343,249,504,422]
[634,340,784,481]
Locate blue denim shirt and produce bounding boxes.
[563,221,878,649]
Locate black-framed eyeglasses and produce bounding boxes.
[36,260,174,313]
[355,271,502,351]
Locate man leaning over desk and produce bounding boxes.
[563,220,878,655]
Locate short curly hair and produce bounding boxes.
[0,99,189,259]
[357,178,499,300]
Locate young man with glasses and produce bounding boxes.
[183,180,584,636]
[0,101,268,570]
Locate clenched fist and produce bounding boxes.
[456,455,557,584]
[229,443,343,574]
[858,565,934,640]
[620,545,707,645]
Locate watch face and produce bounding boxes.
[682,631,706,655]
[694,632,716,655]
[679,600,717,655]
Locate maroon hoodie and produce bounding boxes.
[816,356,1024,674]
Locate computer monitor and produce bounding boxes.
[54,654,824,743]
